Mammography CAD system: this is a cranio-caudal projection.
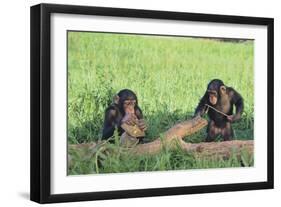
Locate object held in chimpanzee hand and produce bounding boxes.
[121,123,145,138]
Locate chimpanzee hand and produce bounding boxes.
[227,115,235,122]
[137,119,147,131]
[121,113,137,126]
[193,113,201,118]
[228,114,241,122]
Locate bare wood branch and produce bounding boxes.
[68,117,253,159]
[177,139,253,158]
[131,116,208,155]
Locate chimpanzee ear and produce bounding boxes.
[220,85,226,95]
[113,95,120,104]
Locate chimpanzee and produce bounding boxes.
[194,79,244,142]
[102,89,147,144]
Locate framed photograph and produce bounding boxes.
[30,3,274,203]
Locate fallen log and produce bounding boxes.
[68,117,253,159]
[177,139,253,159]
[131,116,208,155]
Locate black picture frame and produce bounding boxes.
[30,3,274,204]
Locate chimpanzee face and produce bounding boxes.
[208,90,218,105]
[123,99,136,114]
[116,89,138,114]
[206,79,226,105]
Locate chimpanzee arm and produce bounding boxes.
[194,92,209,117]
[135,106,144,119]
[102,108,118,139]
[229,88,244,121]
[135,106,148,132]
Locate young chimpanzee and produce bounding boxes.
[102,89,147,145]
[194,79,244,142]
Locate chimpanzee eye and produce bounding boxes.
[124,101,130,106]
[207,90,217,96]
[124,100,136,106]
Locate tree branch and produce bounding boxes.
[69,117,253,159]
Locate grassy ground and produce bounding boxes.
[67,32,254,175]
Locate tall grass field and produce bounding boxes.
[67,32,254,175]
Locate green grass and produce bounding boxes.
[67,32,254,175]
